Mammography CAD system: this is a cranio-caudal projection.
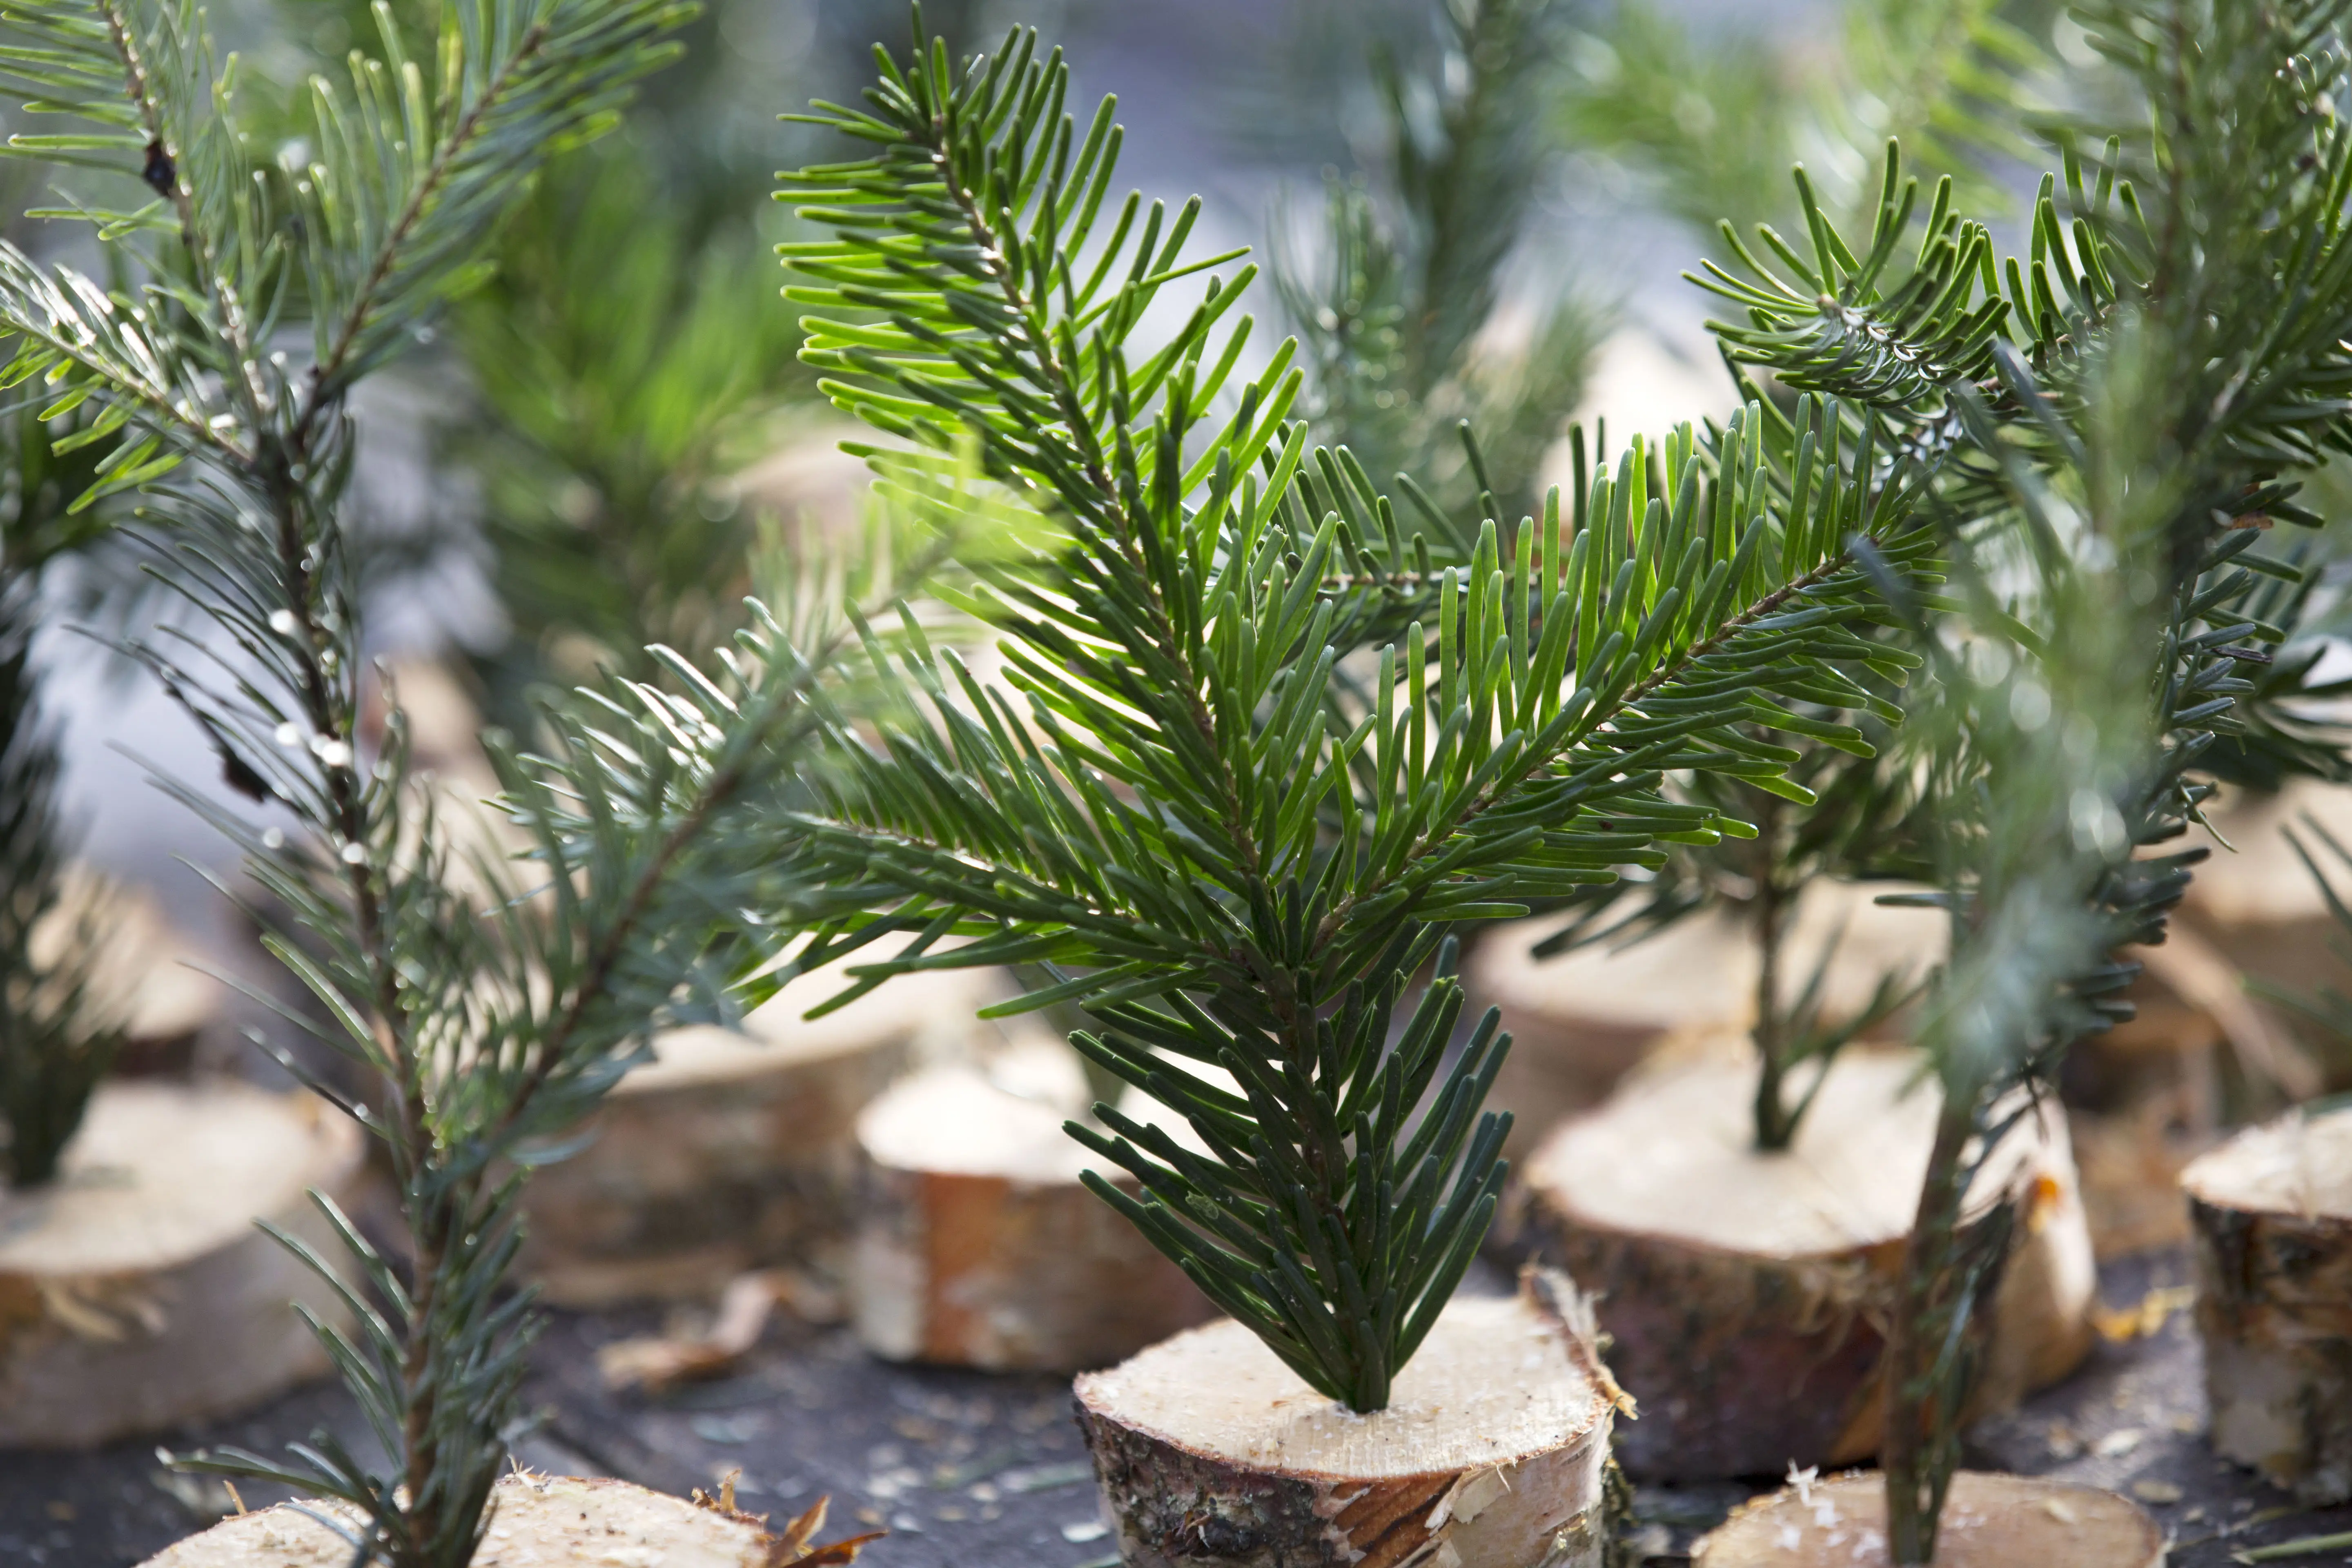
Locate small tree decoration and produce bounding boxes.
[1690,0,2352,1560]
[0,0,881,1562]
[764,8,1943,1418]
[447,134,812,728]
[1526,448,1932,1153]
[1507,152,2109,1487]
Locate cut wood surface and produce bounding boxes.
[1691,1470,2162,1567]
[522,948,1003,1307]
[39,868,225,1074]
[136,1473,776,1567]
[0,1079,363,1448]
[2184,1105,2352,1502]
[1074,1271,1619,1568]
[2177,777,2352,1007]
[6,1241,2323,1568]
[1467,881,1945,1150]
[1517,1043,2095,1480]
[852,1061,1214,1371]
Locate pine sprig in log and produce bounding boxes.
[749,9,1949,1413]
[0,2,891,1566]
[1696,3,2352,1558]
[1270,0,1605,540]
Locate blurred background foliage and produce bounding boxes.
[5,0,2351,914]
[1557,0,2068,243]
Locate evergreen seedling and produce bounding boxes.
[1530,522,1933,1152]
[445,134,812,731]
[1697,0,2352,1555]
[0,0,879,1563]
[739,9,1949,1414]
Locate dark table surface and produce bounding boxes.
[8,1247,2351,1567]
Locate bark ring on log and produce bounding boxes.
[853,1062,1216,1371]
[1515,1043,2095,1481]
[2185,1104,2352,1503]
[136,1472,784,1567]
[1075,1269,1625,1568]
[0,1079,363,1448]
[520,951,1002,1307]
[1691,1470,2162,1567]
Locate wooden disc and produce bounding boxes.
[2183,1105,2352,1502]
[0,1079,363,1448]
[1075,1272,1618,1568]
[851,1062,1213,1370]
[137,1473,777,1567]
[1468,881,1944,1151]
[522,949,1002,1306]
[1518,1044,2095,1480]
[1693,1470,2162,1567]
[31,868,226,1075]
[2178,777,2352,994]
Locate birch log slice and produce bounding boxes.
[2184,1105,2352,1502]
[137,1473,782,1567]
[1517,1044,2095,1480]
[0,1079,362,1448]
[1076,1272,1619,1568]
[521,956,1001,1307]
[1691,1471,2162,1567]
[1468,882,1944,1154]
[851,1063,1214,1370]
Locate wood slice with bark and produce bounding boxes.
[1468,881,1944,1156]
[851,1062,1214,1371]
[135,1471,862,1567]
[1515,1044,2095,1481]
[0,1079,363,1448]
[521,952,1002,1307]
[1691,1470,2161,1567]
[2184,1104,2352,1503]
[1074,1270,1623,1568]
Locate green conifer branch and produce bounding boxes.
[1271,0,1605,538]
[753,11,1950,1411]
[1859,2,2352,1555]
[0,1,907,1563]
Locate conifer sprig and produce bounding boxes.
[0,1,891,1564]
[0,0,691,493]
[759,11,1948,1410]
[0,590,116,1188]
[1726,3,2352,1557]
